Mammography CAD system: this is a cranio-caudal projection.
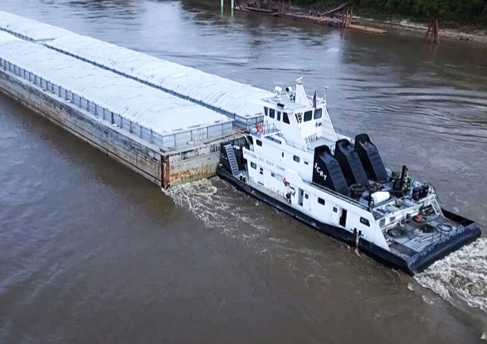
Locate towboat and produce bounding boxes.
[217,78,481,274]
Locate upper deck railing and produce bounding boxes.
[0,58,232,150]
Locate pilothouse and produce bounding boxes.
[217,78,481,274]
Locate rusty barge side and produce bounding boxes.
[0,67,230,188]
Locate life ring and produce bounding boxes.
[438,223,453,232]
[257,123,264,133]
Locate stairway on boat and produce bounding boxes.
[224,145,240,177]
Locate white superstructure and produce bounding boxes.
[218,78,480,273]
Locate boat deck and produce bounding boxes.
[386,211,462,258]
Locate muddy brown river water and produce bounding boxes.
[0,1,486,343]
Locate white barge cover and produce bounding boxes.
[0,31,233,150]
[0,10,73,42]
[0,10,274,126]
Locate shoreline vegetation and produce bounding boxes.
[238,1,487,44]
[355,16,487,44]
[347,0,487,44]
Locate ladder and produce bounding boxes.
[224,145,240,177]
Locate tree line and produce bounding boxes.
[295,0,487,22]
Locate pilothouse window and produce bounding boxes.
[283,112,290,124]
[264,107,268,116]
[269,109,275,119]
[304,111,312,122]
[314,108,323,119]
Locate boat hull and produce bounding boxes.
[217,168,481,275]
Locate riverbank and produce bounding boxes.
[278,3,487,44]
[288,0,487,44]
[356,17,487,44]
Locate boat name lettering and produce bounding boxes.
[314,162,327,181]
[246,152,257,159]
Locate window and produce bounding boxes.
[314,108,323,119]
[281,152,284,158]
[269,109,275,119]
[277,111,281,121]
[259,168,263,175]
[256,139,262,146]
[293,155,300,163]
[267,136,281,144]
[360,217,370,227]
[304,161,309,165]
[305,194,309,199]
[339,209,348,227]
[333,207,338,213]
[304,111,312,122]
[264,107,268,116]
[318,198,325,205]
[295,113,303,123]
[283,112,290,124]
[251,162,257,169]
[379,219,386,228]
[271,172,275,177]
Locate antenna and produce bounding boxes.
[323,86,329,102]
[295,76,303,85]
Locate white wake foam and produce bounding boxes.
[162,179,334,284]
[162,179,269,240]
[415,238,487,313]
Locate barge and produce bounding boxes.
[0,31,236,187]
[217,78,481,274]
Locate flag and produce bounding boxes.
[312,90,317,109]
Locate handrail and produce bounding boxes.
[0,57,231,150]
